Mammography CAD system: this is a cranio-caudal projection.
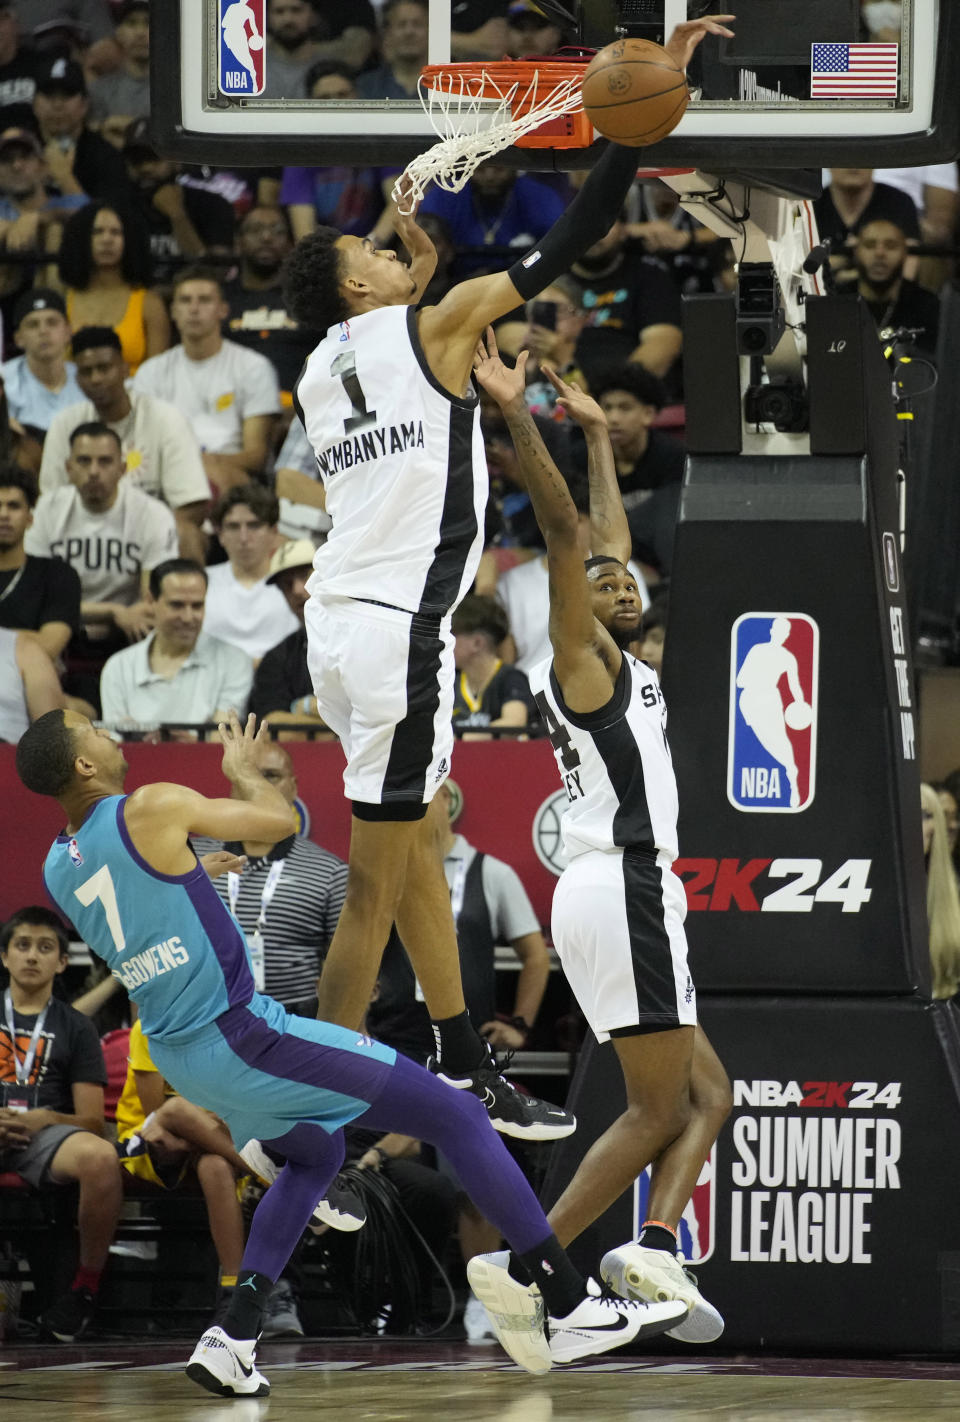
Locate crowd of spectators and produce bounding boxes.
[0,0,957,1347]
[0,2,949,744]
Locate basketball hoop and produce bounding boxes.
[395,57,592,213]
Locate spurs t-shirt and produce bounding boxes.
[132,340,280,454]
[0,995,106,1114]
[25,480,179,617]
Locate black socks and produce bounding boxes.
[511,1236,585,1319]
[222,1270,273,1339]
[431,1010,486,1074]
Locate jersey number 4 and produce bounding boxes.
[74,864,126,953]
[533,691,581,771]
[331,351,377,433]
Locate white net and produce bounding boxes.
[395,66,586,214]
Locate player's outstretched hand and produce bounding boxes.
[473,326,529,413]
[664,13,735,71]
[218,710,264,785]
[542,365,607,433]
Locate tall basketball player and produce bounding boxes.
[17,708,688,1391]
[472,329,732,1343]
[281,16,735,1131]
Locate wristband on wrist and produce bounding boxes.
[509,1015,530,1040]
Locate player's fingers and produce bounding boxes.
[515,348,530,378]
[485,324,499,357]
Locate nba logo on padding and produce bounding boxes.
[728,613,819,814]
[218,0,266,97]
[633,1148,716,1265]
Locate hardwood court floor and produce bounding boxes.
[4,1341,960,1421]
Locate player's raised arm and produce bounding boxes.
[473,331,612,696]
[125,714,296,860]
[543,368,632,568]
[392,178,439,303]
[420,14,735,348]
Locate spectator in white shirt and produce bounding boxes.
[0,624,64,742]
[99,557,253,733]
[38,326,210,562]
[1,287,82,436]
[204,484,299,662]
[132,266,280,495]
[25,421,178,711]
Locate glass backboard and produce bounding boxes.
[151,0,959,172]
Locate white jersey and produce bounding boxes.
[529,652,679,862]
[294,305,488,616]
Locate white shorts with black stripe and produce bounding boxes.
[305,594,454,812]
[551,846,696,1042]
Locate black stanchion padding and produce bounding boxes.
[542,998,960,1353]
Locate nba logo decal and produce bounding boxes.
[728,613,819,813]
[218,0,266,97]
[67,837,83,868]
[633,1149,716,1265]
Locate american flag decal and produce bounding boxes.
[810,42,899,99]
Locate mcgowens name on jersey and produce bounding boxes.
[113,935,190,990]
[316,420,424,479]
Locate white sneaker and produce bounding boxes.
[463,1292,497,1343]
[239,1139,366,1231]
[465,1251,551,1374]
[185,1325,270,1397]
[548,1277,687,1365]
[600,1242,724,1344]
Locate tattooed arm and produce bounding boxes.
[473,330,622,710]
[542,367,631,566]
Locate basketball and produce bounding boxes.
[248,33,264,50]
[784,700,812,731]
[581,38,689,147]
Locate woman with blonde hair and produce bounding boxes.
[921,781,960,999]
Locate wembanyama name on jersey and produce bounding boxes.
[294,305,488,616]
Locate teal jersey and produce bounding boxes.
[43,795,255,1042]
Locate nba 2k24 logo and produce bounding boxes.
[634,1147,715,1265]
[218,0,266,97]
[728,613,819,813]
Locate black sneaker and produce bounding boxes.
[38,1286,96,1342]
[239,1140,366,1231]
[430,1048,576,1141]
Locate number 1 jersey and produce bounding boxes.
[530,653,680,863]
[294,305,488,617]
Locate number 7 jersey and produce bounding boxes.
[43,795,255,1043]
[529,652,680,863]
[293,304,488,617]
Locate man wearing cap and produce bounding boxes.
[38,326,210,562]
[17,2,115,45]
[88,1,150,126]
[248,537,328,736]
[123,117,236,282]
[1,288,82,434]
[31,54,135,205]
[0,124,86,301]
